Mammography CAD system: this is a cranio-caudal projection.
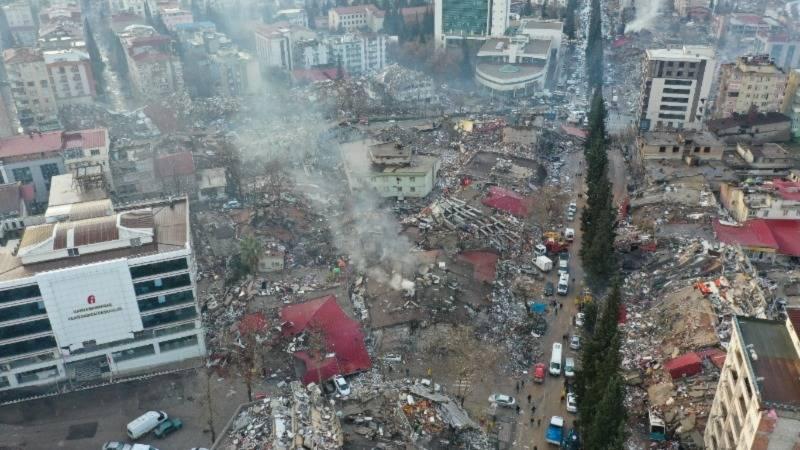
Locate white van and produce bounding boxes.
[550,343,562,376]
[127,411,168,439]
[557,273,569,295]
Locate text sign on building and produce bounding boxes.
[37,259,143,352]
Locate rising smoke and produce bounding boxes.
[625,0,664,33]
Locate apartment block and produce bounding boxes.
[715,55,787,118]
[43,49,97,105]
[636,130,724,161]
[108,0,149,18]
[754,33,800,71]
[328,5,384,32]
[703,316,800,450]
[639,46,716,131]
[719,178,800,222]
[117,25,183,100]
[2,48,60,132]
[0,128,109,203]
[1,1,37,47]
[37,1,86,51]
[326,32,387,75]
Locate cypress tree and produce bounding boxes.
[563,0,577,40]
[585,0,603,89]
[84,20,106,94]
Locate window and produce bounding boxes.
[703,147,710,153]
[158,335,198,353]
[112,344,155,362]
[40,80,48,88]
[63,147,84,159]
[134,273,191,296]
[15,365,58,384]
[0,301,46,322]
[666,71,673,76]
[0,285,41,305]
[11,167,33,184]
[409,177,415,182]
[40,163,60,187]
[689,62,697,68]
[694,147,700,153]
[90,149,100,156]
[0,376,8,388]
[663,88,690,94]
[658,146,666,153]
[664,79,692,86]
[0,319,52,341]
[138,290,194,312]
[141,306,198,329]
[67,248,79,257]
[662,96,689,103]
[130,258,189,279]
[410,187,416,192]
[672,146,680,153]
[660,105,687,111]
[0,335,57,359]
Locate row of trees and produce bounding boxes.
[585,0,603,90]
[574,281,627,447]
[564,0,578,40]
[577,0,627,445]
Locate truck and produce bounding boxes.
[545,416,564,445]
[534,255,553,272]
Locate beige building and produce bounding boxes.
[636,130,724,161]
[719,179,800,222]
[715,55,787,119]
[2,48,60,132]
[328,5,385,32]
[704,316,800,450]
[117,25,183,100]
[735,142,797,170]
[43,49,97,105]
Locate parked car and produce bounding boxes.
[333,375,351,397]
[222,200,241,210]
[127,411,168,439]
[102,443,131,450]
[575,312,585,327]
[566,393,578,413]
[488,394,516,407]
[544,281,555,296]
[564,357,575,378]
[568,202,577,213]
[570,335,581,350]
[153,418,183,438]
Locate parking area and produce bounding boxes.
[0,370,248,450]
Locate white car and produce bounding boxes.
[568,202,577,213]
[488,393,516,407]
[570,335,581,350]
[564,357,576,378]
[333,375,351,397]
[575,312,585,327]
[566,393,578,413]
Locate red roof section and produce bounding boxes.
[155,152,195,177]
[237,312,268,335]
[0,129,106,159]
[664,352,703,379]
[561,125,588,139]
[771,179,800,202]
[482,186,531,217]
[457,250,500,283]
[714,219,800,257]
[292,67,344,83]
[280,295,371,384]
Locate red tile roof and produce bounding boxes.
[787,308,800,339]
[155,152,195,177]
[561,125,588,139]
[280,295,371,384]
[0,129,106,159]
[292,67,342,83]
[238,312,268,335]
[482,186,531,217]
[457,250,500,283]
[713,219,800,257]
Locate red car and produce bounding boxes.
[533,363,546,383]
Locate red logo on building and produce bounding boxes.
[87,295,96,305]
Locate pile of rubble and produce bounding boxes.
[217,381,342,450]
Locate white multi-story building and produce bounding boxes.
[2,1,37,47]
[703,316,800,450]
[43,49,97,105]
[518,19,563,58]
[754,33,800,71]
[2,48,60,132]
[0,188,204,395]
[158,8,193,32]
[474,36,552,95]
[326,33,387,75]
[434,0,510,48]
[638,46,716,131]
[253,22,319,71]
[274,9,308,28]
